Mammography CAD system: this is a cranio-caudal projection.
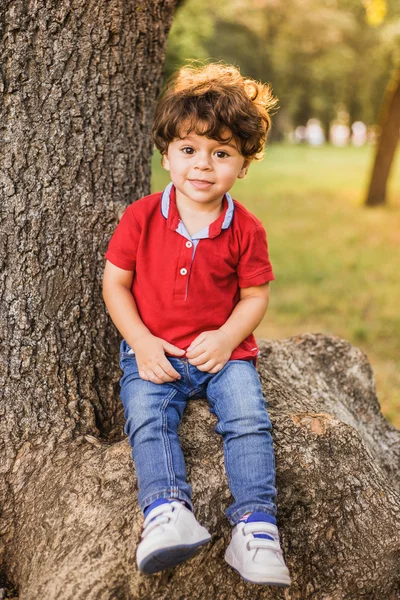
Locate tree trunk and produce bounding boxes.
[0,0,177,596]
[365,67,400,206]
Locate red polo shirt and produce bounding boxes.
[105,184,275,361]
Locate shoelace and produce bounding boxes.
[141,503,174,539]
[243,522,282,552]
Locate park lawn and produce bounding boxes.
[151,144,400,428]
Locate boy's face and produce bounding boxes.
[163,129,250,211]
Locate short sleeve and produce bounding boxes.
[104,205,141,271]
[237,226,275,287]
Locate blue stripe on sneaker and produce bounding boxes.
[144,498,191,518]
[246,512,277,525]
[243,512,277,540]
[143,498,171,517]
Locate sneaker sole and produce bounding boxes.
[225,556,291,587]
[138,538,211,574]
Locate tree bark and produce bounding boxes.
[0,0,177,595]
[365,67,400,206]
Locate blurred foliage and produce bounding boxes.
[165,0,400,134]
[363,0,387,25]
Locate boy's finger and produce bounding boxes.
[194,359,215,372]
[186,345,206,359]
[163,341,185,356]
[153,364,178,382]
[187,351,209,366]
[148,372,166,385]
[187,333,206,352]
[209,363,224,374]
[186,340,208,358]
[160,359,181,380]
[139,369,163,384]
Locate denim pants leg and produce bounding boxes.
[119,342,194,512]
[206,360,277,525]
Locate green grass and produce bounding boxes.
[151,144,400,428]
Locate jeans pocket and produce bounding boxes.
[121,348,135,356]
[120,339,135,355]
[119,340,138,371]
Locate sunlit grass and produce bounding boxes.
[151,144,400,428]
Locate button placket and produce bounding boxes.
[183,238,196,298]
[173,232,198,300]
[180,239,194,278]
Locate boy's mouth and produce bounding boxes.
[189,179,214,189]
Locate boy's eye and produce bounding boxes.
[181,147,195,155]
[215,151,229,158]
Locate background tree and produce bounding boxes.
[364,0,400,206]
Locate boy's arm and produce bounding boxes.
[102,260,185,383]
[186,283,270,372]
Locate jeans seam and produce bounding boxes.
[160,388,180,495]
[184,360,195,388]
[188,385,204,398]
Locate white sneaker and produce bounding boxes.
[137,501,211,574]
[225,515,291,586]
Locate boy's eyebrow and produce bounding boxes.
[219,141,239,150]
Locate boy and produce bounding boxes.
[103,63,291,587]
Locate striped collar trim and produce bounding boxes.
[161,182,234,238]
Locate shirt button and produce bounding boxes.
[185,241,193,248]
[180,268,188,276]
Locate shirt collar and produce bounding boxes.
[161,182,234,239]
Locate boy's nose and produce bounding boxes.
[194,153,212,169]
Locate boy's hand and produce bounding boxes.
[133,333,185,384]
[186,330,234,373]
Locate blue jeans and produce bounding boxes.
[119,340,277,525]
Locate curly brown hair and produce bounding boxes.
[152,62,278,161]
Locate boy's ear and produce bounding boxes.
[237,159,251,179]
[162,153,170,171]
